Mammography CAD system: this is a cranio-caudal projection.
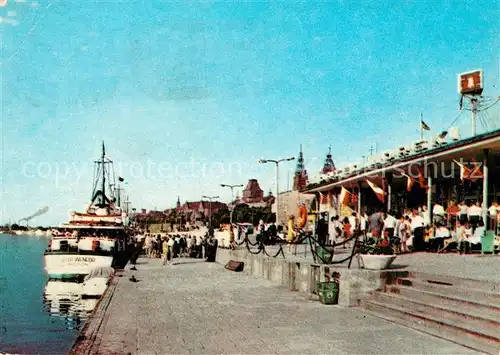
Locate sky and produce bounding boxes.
[1,0,499,226]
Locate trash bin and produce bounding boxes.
[317,246,333,264]
[318,281,339,305]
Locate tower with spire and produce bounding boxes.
[321,145,336,174]
[176,195,181,209]
[293,144,309,191]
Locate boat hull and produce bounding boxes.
[44,254,113,279]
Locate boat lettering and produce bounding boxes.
[66,256,96,263]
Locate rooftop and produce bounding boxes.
[303,129,500,192]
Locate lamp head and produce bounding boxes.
[258,159,267,164]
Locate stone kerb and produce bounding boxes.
[215,248,387,307]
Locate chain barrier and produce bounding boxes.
[231,231,367,268]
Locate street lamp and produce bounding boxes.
[220,184,244,224]
[202,195,219,228]
[258,157,295,226]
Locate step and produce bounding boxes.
[372,292,500,339]
[362,299,500,355]
[406,272,500,294]
[388,284,500,322]
[395,278,500,307]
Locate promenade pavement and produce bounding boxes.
[87,257,480,355]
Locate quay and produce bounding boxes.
[71,255,486,354]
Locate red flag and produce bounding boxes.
[454,160,483,182]
[366,179,385,203]
[400,171,416,192]
[339,187,351,206]
[417,166,428,190]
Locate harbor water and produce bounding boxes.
[0,234,94,354]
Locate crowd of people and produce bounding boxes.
[132,232,218,265]
[286,200,499,255]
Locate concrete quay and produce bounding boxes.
[71,257,480,354]
[220,244,500,307]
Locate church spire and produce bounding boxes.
[293,144,308,191]
[321,145,336,174]
[176,195,181,209]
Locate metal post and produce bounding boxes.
[209,200,212,227]
[276,162,280,225]
[483,149,489,229]
[357,184,361,215]
[202,195,219,228]
[258,157,295,226]
[472,98,477,136]
[229,186,234,225]
[427,175,433,226]
[387,182,392,212]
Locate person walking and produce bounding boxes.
[162,237,169,266]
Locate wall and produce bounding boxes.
[216,248,389,307]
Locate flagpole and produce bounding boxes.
[420,113,423,141]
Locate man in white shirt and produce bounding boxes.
[432,203,446,226]
[360,213,367,236]
[348,212,358,232]
[383,212,397,240]
[329,216,342,245]
[410,210,425,252]
[468,202,483,230]
[458,201,469,225]
[488,202,498,231]
[434,224,450,252]
[421,206,430,227]
[470,221,484,246]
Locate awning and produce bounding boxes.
[305,129,500,193]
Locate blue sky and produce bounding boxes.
[1,0,499,226]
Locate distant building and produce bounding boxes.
[293,144,309,191]
[133,209,166,223]
[321,146,336,175]
[175,200,227,223]
[232,179,275,208]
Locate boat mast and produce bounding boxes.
[102,141,106,206]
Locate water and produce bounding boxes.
[0,234,94,354]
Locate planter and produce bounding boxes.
[360,254,396,270]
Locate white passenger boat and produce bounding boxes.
[44,142,130,280]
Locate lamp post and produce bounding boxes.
[258,157,295,225]
[220,184,244,224]
[202,195,219,228]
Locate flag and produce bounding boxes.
[339,187,351,206]
[470,159,484,181]
[351,193,358,207]
[320,191,328,205]
[365,179,385,203]
[400,171,416,192]
[416,166,428,190]
[328,190,334,207]
[421,120,430,131]
[118,177,124,182]
[453,160,483,182]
